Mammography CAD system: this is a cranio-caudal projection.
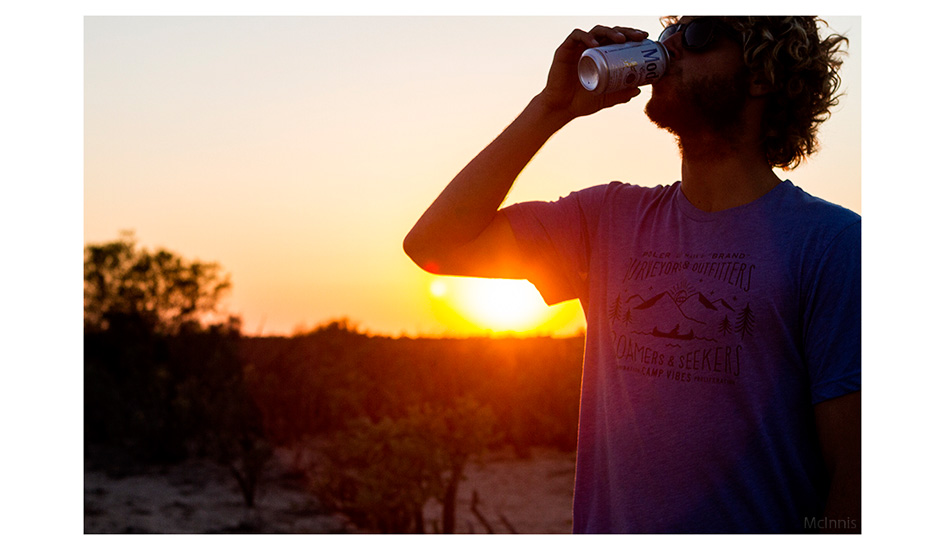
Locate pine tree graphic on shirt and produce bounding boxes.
[718,314,733,336]
[736,303,756,339]
[608,295,623,322]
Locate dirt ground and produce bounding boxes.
[83,445,349,534]
[84,445,575,534]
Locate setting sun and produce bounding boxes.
[458,278,550,331]
[428,277,581,334]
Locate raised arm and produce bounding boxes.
[403,26,648,279]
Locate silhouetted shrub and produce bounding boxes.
[84,235,264,479]
[313,397,496,533]
[240,328,584,453]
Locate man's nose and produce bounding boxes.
[660,30,684,61]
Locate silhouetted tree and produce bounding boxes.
[315,414,443,533]
[84,231,231,335]
[314,397,496,534]
[84,233,267,508]
[426,397,497,534]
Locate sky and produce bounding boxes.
[83,14,862,337]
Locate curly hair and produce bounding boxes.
[662,16,849,169]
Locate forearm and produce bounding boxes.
[403,95,569,265]
[821,468,861,533]
[814,391,861,534]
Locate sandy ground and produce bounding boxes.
[426,447,576,534]
[83,446,350,534]
[84,445,575,534]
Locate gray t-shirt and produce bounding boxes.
[504,180,861,533]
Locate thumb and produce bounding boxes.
[604,86,642,107]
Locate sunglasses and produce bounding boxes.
[658,17,739,51]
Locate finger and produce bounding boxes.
[563,28,602,50]
[600,86,642,109]
[613,86,642,104]
[588,25,626,45]
[588,25,648,45]
[613,26,649,41]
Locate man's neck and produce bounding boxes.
[677,130,783,213]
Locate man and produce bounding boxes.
[404,16,859,533]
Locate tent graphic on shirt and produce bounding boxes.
[610,288,753,342]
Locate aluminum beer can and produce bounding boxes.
[578,39,669,94]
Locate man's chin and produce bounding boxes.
[644,96,682,135]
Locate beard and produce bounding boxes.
[645,68,750,145]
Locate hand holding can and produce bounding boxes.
[537,26,649,121]
[578,40,669,94]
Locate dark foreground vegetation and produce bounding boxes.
[84,234,583,533]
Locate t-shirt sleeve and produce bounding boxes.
[501,184,611,306]
[803,220,861,404]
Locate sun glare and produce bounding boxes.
[429,280,448,298]
[428,277,579,335]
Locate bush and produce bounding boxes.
[314,397,496,533]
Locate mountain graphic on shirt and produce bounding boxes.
[618,290,739,342]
